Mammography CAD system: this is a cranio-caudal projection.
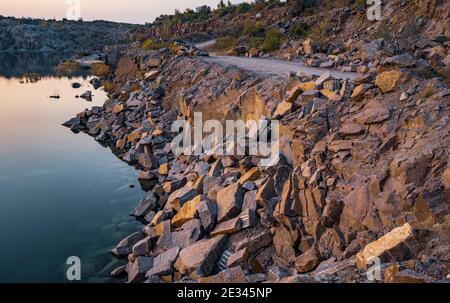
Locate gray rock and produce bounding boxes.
[112,231,145,257]
[128,256,154,283]
[146,247,180,277]
[216,183,245,222]
[196,198,218,233]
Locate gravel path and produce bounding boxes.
[195,40,357,80]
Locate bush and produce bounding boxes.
[242,21,265,38]
[216,36,238,50]
[291,22,309,38]
[91,63,110,77]
[263,29,281,52]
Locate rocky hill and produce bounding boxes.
[63,0,449,283]
[0,16,137,53]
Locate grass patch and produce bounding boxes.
[55,61,82,74]
[91,63,110,77]
[141,39,173,51]
[291,22,309,38]
[216,36,238,50]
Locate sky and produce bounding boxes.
[0,0,249,24]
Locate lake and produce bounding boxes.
[0,53,144,282]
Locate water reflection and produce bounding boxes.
[0,57,144,282]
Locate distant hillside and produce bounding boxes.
[0,16,138,53]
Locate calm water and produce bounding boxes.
[0,54,144,282]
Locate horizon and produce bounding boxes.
[0,0,250,24]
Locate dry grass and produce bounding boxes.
[55,61,81,74]
[91,63,110,77]
[422,86,435,98]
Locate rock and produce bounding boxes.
[302,38,317,56]
[359,40,381,61]
[339,122,366,136]
[399,92,409,101]
[157,219,203,250]
[356,223,418,269]
[197,266,247,283]
[375,70,410,93]
[238,167,261,184]
[319,61,334,68]
[354,106,390,125]
[351,84,372,101]
[382,53,415,67]
[234,229,272,253]
[295,247,320,273]
[208,160,222,177]
[384,265,432,283]
[216,183,245,223]
[128,256,154,283]
[112,232,144,257]
[132,236,152,257]
[80,90,92,101]
[256,179,276,207]
[159,163,169,175]
[146,247,180,277]
[273,225,296,264]
[167,186,198,211]
[273,101,293,117]
[320,89,342,101]
[210,217,242,237]
[196,198,218,232]
[444,54,450,67]
[111,265,127,278]
[145,70,160,80]
[72,82,81,89]
[315,72,331,89]
[171,195,202,228]
[227,248,250,268]
[174,235,228,277]
[298,81,317,92]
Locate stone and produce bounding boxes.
[382,54,415,68]
[273,101,293,117]
[145,70,160,80]
[295,247,320,273]
[163,179,186,194]
[384,265,431,283]
[157,219,203,250]
[159,163,169,175]
[356,223,418,269]
[298,81,317,92]
[146,247,180,277]
[112,232,144,257]
[234,229,273,253]
[286,86,302,102]
[256,179,276,207]
[315,72,331,89]
[359,40,381,61]
[354,107,390,125]
[128,256,154,283]
[174,235,228,277]
[197,266,247,283]
[167,186,198,211]
[375,70,410,93]
[216,183,245,223]
[273,225,296,264]
[72,82,81,89]
[196,198,218,232]
[151,220,172,237]
[132,236,152,257]
[320,89,342,101]
[210,217,242,237]
[351,84,372,101]
[227,248,250,268]
[302,38,317,56]
[208,160,223,177]
[238,167,261,184]
[110,265,127,278]
[338,122,365,136]
[113,103,125,114]
[171,195,202,228]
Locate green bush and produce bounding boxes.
[242,21,265,37]
[263,29,281,52]
[216,36,238,50]
[141,39,173,50]
[291,22,309,38]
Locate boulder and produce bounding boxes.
[174,235,228,277]
[356,223,418,269]
[227,248,250,268]
[295,247,320,273]
[382,53,415,67]
[112,232,144,257]
[197,266,247,283]
[171,195,202,228]
[167,186,198,211]
[146,247,180,277]
[128,256,154,283]
[273,225,296,264]
[238,167,261,184]
[216,183,245,222]
[210,217,242,237]
[132,236,152,257]
[375,70,410,93]
[196,198,218,232]
[157,219,203,250]
[273,101,293,118]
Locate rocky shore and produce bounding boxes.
[63,0,449,283]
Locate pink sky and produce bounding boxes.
[0,0,248,24]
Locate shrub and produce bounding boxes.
[216,36,238,50]
[291,22,309,38]
[242,21,265,38]
[55,61,81,74]
[422,86,435,98]
[263,29,281,52]
[141,39,173,51]
[91,63,110,77]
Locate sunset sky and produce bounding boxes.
[0,0,249,24]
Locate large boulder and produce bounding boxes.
[375,70,410,93]
[174,235,228,277]
[216,183,245,222]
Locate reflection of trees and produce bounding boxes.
[0,52,90,78]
